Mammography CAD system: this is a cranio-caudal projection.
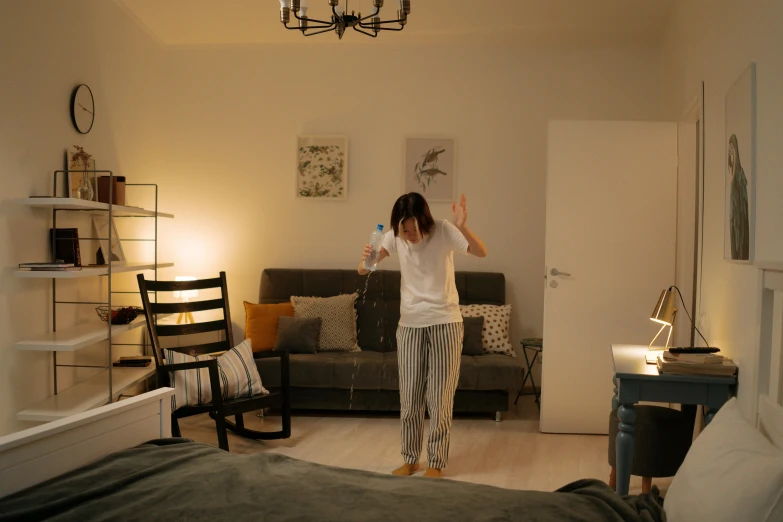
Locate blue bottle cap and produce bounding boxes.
[376,224,384,231]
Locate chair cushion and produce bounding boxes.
[459,304,514,356]
[244,302,294,351]
[664,398,783,522]
[274,316,321,354]
[292,294,361,352]
[165,339,269,411]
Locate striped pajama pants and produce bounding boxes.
[396,322,463,469]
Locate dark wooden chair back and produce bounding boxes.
[136,272,234,369]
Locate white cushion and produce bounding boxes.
[165,339,268,411]
[664,397,783,522]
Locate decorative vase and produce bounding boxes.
[77,172,94,201]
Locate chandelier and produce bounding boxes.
[279,0,411,39]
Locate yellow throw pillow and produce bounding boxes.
[243,301,294,352]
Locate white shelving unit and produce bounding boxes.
[16,364,158,422]
[15,175,174,423]
[14,261,174,279]
[16,197,174,218]
[15,317,148,352]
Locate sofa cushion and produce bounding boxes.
[257,352,388,391]
[331,352,386,390]
[292,294,361,352]
[257,351,524,393]
[460,304,514,357]
[274,316,321,354]
[166,339,268,411]
[462,316,484,356]
[474,354,524,390]
[243,302,294,352]
[259,269,506,354]
[257,354,335,389]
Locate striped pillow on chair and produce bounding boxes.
[165,339,269,411]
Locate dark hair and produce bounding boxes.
[390,192,435,237]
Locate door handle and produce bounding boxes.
[550,268,571,277]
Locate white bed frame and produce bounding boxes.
[0,387,173,498]
[753,262,783,450]
[2,266,783,501]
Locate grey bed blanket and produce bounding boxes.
[0,439,666,522]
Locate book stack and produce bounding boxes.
[113,356,153,368]
[656,351,737,377]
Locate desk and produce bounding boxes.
[610,344,736,495]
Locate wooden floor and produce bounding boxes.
[179,395,671,496]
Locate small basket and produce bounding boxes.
[95,306,144,325]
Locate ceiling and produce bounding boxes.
[115,0,677,47]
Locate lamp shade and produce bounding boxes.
[650,287,676,325]
[173,276,198,300]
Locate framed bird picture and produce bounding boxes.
[404,136,456,202]
[724,63,756,264]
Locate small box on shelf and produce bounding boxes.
[97,176,126,205]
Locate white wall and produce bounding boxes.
[0,0,166,435]
[661,0,783,418]
[150,44,663,388]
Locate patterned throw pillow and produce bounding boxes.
[459,304,514,357]
[165,339,269,411]
[291,293,361,352]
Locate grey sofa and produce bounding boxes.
[254,269,524,419]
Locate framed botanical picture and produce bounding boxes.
[404,136,456,202]
[296,135,348,199]
[92,215,126,265]
[724,63,756,263]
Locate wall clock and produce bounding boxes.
[70,84,94,134]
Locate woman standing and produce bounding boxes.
[358,193,487,478]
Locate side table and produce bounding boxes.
[514,338,543,409]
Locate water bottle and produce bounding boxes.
[363,224,385,272]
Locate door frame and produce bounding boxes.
[677,83,706,346]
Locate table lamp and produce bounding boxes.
[647,287,677,363]
[173,276,198,324]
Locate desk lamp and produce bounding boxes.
[646,287,677,364]
[650,287,677,349]
[174,276,198,324]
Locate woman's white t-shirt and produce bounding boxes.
[382,219,469,328]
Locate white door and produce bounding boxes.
[540,120,677,434]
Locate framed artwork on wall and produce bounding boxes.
[296,135,348,200]
[724,63,756,264]
[403,136,456,202]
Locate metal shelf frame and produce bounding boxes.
[41,170,164,411]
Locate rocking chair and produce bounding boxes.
[137,272,291,451]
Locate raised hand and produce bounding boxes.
[452,194,467,229]
[361,244,372,261]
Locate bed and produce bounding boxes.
[2,264,782,522]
